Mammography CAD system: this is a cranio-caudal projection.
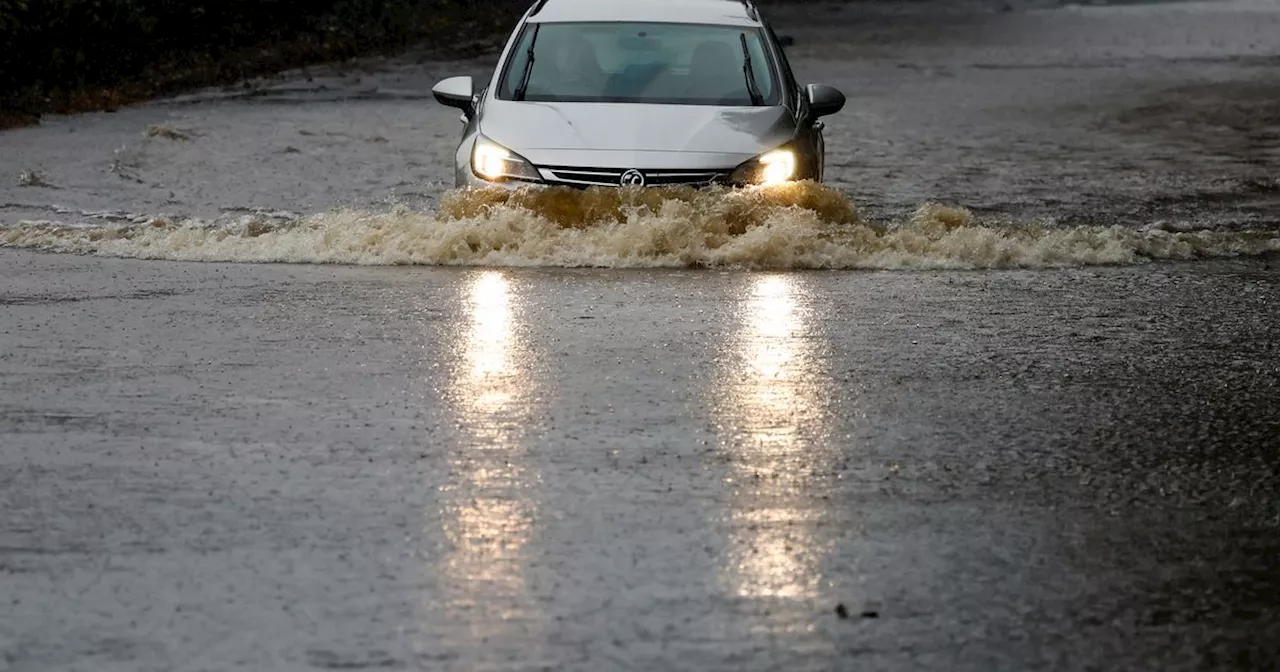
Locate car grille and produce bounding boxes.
[540,166,728,188]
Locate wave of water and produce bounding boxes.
[3,183,1278,269]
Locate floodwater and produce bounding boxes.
[2,0,1279,670]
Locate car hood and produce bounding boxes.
[478,100,794,168]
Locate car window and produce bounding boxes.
[497,22,780,106]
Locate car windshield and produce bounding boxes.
[497,22,780,106]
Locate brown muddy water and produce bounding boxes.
[4,184,1280,268]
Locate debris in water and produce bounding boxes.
[16,170,55,188]
[836,600,880,619]
[108,146,146,183]
[144,124,192,141]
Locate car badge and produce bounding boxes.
[620,169,646,187]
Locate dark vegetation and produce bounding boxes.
[0,0,523,128]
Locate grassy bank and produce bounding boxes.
[0,0,522,129]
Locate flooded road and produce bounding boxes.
[2,0,1279,670]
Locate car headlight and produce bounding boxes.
[730,146,798,186]
[758,150,797,185]
[471,136,542,183]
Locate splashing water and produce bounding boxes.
[2,183,1277,269]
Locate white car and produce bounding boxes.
[432,0,846,189]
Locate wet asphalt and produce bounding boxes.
[3,0,1280,670]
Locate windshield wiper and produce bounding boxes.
[739,33,763,106]
[514,24,541,101]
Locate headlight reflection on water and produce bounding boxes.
[721,274,827,600]
[464,271,518,412]
[440,270,539,603]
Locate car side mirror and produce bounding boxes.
[806,83,846,120]
[433,76,475,115]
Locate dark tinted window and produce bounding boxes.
[498,22,780,106]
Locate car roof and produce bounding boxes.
[528,0,762,27]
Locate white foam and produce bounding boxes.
[3,185,1277,269]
